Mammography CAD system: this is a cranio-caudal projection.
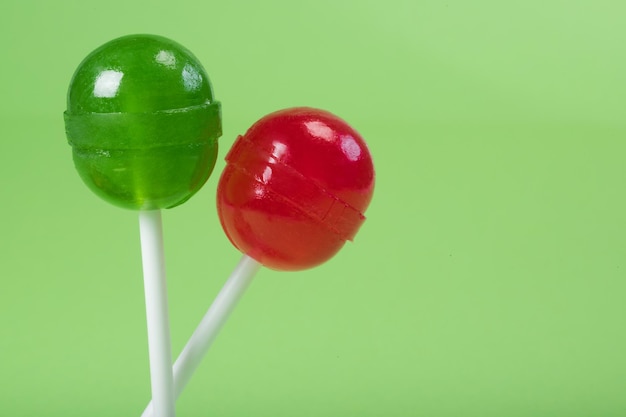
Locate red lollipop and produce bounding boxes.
[142,108,374,415]
[217,107,375,270]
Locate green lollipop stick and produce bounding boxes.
[63,34,221,417]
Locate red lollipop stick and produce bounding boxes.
[142,107,375,416]
[142,255,260,417]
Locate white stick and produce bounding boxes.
[141,254,261,417]
[139,210,176,417]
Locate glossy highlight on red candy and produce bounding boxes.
[217,107,375,271]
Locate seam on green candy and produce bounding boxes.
[64,102,222,150]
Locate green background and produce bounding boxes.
[1,1,625,416]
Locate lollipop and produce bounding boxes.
[64,34,221,210]
[64,34,221,417]
[142,107,374,416]
[218,106,374,270]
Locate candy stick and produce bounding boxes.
[139,210,176,417]
[142,254,260,417]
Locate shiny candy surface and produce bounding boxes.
[217,107,375,271]
[64,34,221,210]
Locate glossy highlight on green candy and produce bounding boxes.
[64,34,221,210]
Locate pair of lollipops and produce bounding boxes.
[64,34,375,417]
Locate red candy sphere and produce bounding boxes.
[217,107,375,271]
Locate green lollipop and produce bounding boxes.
[64,34,221,209]
[63,34,221,417]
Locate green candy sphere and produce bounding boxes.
[64,34,221,210]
